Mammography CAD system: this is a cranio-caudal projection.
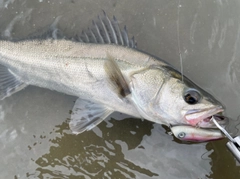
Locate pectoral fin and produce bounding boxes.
[104,55,130,98]
[69,98,113,134]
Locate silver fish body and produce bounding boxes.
[0,13,227,135]
[0,40,162,117]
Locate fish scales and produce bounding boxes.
[0,39,166,118]
[0,13,227,138]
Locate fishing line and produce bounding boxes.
[177,0,184,82]
[230,115,240,136]
[223,115,240,136]
[235,115,240,134]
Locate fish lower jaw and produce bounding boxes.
[184,108,224,128]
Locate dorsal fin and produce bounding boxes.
[7,11,137,48]
[78,11,137,48]
[11,16,64,42]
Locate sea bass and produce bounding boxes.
[0,12,227,136]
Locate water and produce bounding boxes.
[1,0,240,178]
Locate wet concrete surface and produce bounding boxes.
[0,0,240,178]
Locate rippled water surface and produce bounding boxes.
[1,0,240,178]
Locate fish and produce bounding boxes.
[171,125,224,142]
[0,12,228,135]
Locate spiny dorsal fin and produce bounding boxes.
[104,55,131,98]
[8,12,137,47]
[78,11,137,48]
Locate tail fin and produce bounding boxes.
[0,65,27,100]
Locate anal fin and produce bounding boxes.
[69,98,113,134]
[0,64,27,100]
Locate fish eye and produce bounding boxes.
[184,89,201,105]
[178,132,186,138]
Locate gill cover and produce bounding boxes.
[129,66,167,123]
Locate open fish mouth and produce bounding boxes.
[184,106,226,128]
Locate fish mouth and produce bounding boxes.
[184,106,226,128]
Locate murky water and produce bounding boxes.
[1,0,240,178]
